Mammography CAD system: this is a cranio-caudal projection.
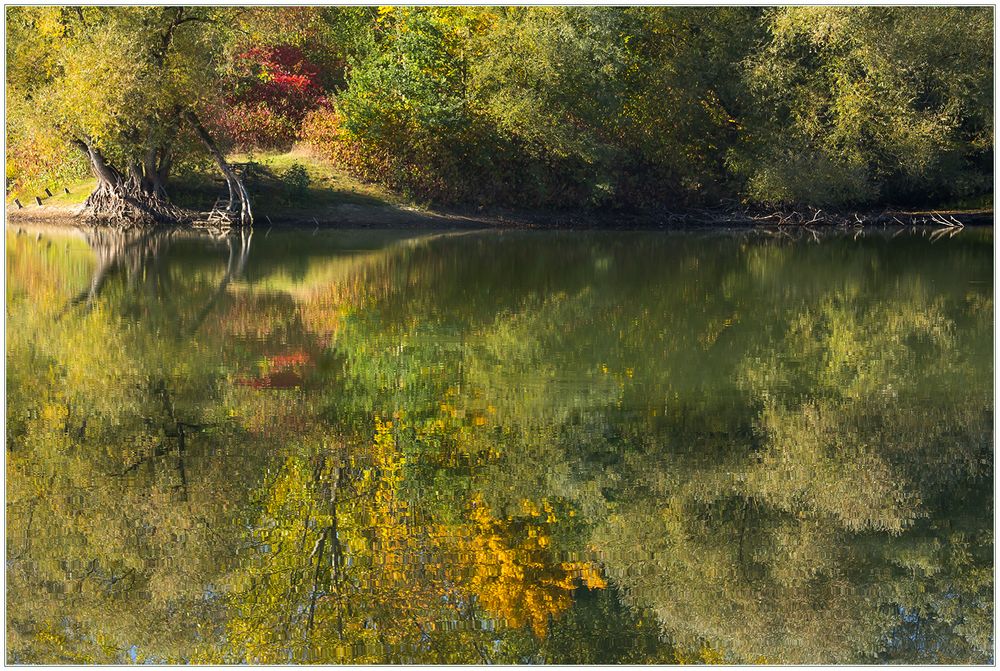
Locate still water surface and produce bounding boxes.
[6,225,994,664]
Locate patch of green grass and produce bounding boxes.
[7,147,417,220]
[230,147,413,219]
[7,176,94,208]
[169,147,415,220]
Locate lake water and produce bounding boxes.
[6,224,994,664]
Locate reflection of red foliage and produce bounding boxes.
[269,351,310,368]
[236,350,312,390]
[218,46,328,148]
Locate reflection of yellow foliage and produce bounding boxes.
[675,642,735,665]
[699,645,726,664]
[364,416,411,584]
[219,415,607,661]
[26,619,124,664]
[457,496,605,638]
[699,313,739,349]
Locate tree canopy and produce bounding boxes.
[6,6,993,214]
[6,7,263,223]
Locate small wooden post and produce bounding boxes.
[35,196,43,206]
[44,188,53,197]
[14,199,22,209]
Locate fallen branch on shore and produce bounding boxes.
[727,205,987,228]
[528,204,992,230]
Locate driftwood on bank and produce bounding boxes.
[740,206,988,228]
[184,110,253,228]
[621,203,990,229]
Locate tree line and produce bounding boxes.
[6,7,993,219]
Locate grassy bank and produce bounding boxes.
[6,147,993,230]
[7,148,503,228]
[8,148,414,218]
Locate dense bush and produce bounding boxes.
[301,6,992,210]
[217,46,328,149]
[280,163,311,200]
[731,7,994,207]
[303,9,597,206]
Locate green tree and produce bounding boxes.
[733,7,993,207]
[6,7,253,223]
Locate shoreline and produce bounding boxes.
[5,201,993,233]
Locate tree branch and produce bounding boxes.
[184,110,254,226]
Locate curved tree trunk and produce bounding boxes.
[185,110,254,227]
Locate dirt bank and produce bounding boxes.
[6,201,992,233]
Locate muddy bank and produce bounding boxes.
[6,201,992,232]
[5,202,496,231]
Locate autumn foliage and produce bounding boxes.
[219,46,328,149]
[6,7,992,212]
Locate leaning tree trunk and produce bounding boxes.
[185,110,253,227]
[72,113,252,228]
[72,138,187,227]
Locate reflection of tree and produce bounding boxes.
[578,243,991,663]
[209,416,611,664]
[6,228,993,663]
[187,228,253,337]
[7,228,274,663]
[58,226,255,336]
[63,227,176,312]
[332,230,992,663]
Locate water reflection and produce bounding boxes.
[6,225,993,664]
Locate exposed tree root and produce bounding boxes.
[82,184,193,229]
[73,108,254,230]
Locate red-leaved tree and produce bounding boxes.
[219,46,328,149]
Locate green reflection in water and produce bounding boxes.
[5,225,993,664]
